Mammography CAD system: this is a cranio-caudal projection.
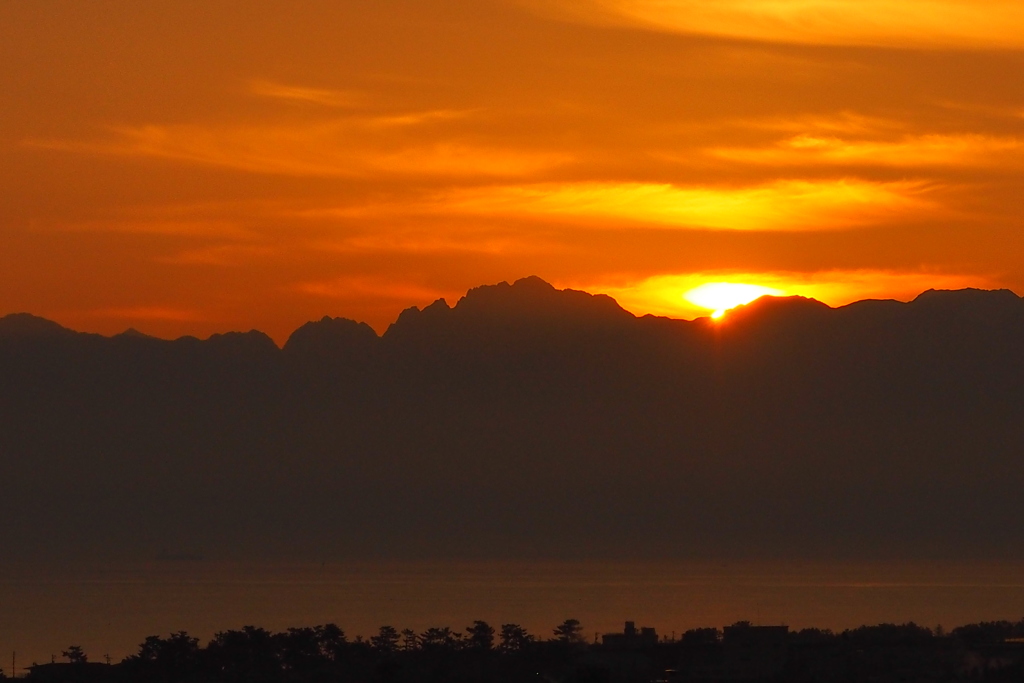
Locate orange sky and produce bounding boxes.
[3,0,1024,342]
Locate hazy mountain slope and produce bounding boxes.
[2,279,1023,560]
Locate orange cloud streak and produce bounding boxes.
[711,134,1024,168]
[433,180,935,231]
[536,0,1024,48]
[29,121,568,178]
[248,80,366,108]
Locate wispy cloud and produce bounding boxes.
[741,112,906,135]
[60,217,254,238]
[429,179,935,231]
[250,80,471,124]
[314,232,541,256]
[249,80,365,108]
[710,133,1024,168]
[531,0,1024,48]
[29,122,567,178]
[368,110,473,128]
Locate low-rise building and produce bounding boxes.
[602,621,659,649]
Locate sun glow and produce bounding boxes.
[546,0,1024,49]
[683,282,783,319]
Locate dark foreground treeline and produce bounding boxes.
[22,618,1024,683]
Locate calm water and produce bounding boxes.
[2,560,1024,671]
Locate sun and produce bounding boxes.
[684,282,784,319]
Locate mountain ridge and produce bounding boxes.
[3,277,1024,562]
[4,276,1021,346]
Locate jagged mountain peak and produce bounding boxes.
[454,276,631,321]
[4,282,1024,560]
[384,277,633,340]
[117,327,155,339]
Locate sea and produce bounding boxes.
[2,559,1024,672]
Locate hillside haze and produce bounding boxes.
[2,277,1024,561]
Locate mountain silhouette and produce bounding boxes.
[3,277,1024,560]
[0,312,80,338]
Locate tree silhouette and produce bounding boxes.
[553,619,584,644]
[277,627,328,673]
[466,620,495,651]
[206,626,279,682]
[313,623,347,660]
[420,627,461,650]
[22,616,1024,683]
[370,626,400,653]
[499,624,534,652]
[400,629,419,651]
[129,631,200,675]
